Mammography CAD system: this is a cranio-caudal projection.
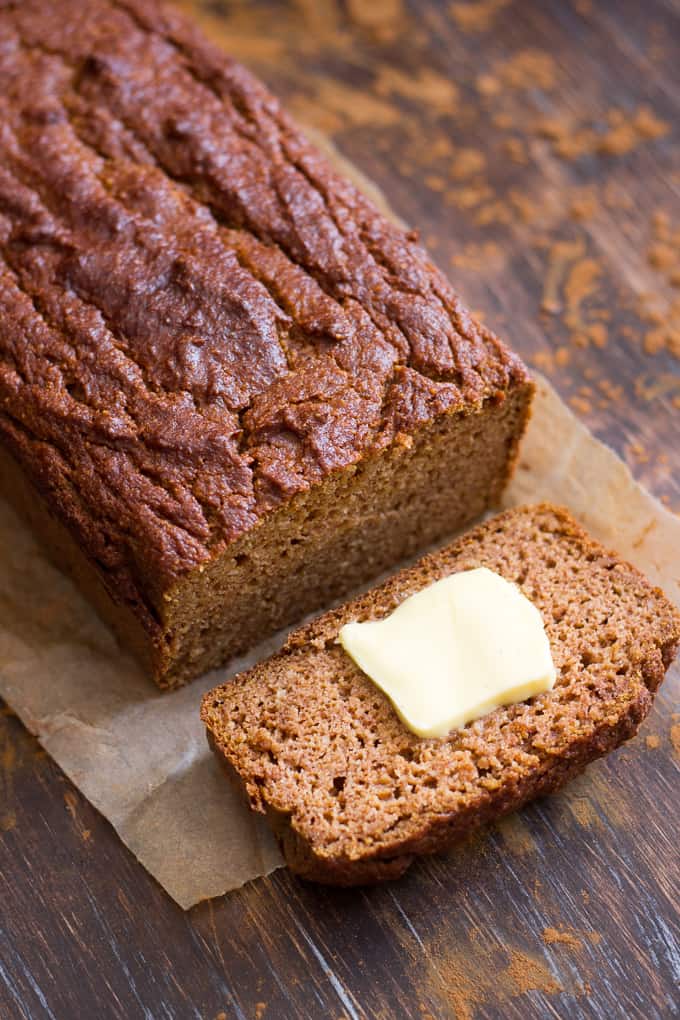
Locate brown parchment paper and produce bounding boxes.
[1,127,679,906]
[1,374,678,908]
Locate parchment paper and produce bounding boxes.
[1,374,678,908]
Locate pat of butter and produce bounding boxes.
[338,567,556,738]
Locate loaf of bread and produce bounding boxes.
[202,504,680,884]
[0,0,532,687]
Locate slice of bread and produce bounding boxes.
[201,504,680,885]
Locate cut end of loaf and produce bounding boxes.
[153,382,533,687]
[202,503,680,884]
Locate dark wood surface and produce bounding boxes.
[1,1,679,1017]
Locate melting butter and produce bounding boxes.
[338,567,556,739]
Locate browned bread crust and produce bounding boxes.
[0,0,532,687]
[202,504,680,885]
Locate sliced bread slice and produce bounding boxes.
[201,504,680,885]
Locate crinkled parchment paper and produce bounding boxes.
[1,136,678,908]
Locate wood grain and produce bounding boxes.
[1,1,678,1018]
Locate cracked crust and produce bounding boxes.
[0,0,532,685]
[202,504,680,885]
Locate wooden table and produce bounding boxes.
[1,1,678,1017]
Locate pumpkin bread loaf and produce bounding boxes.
[0,0,532,687]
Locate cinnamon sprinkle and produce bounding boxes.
[670,721,680,757]
[543,927,603,952]
[449,0,510,32]
[478,50,558,96]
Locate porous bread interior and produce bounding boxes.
[202,505,680,877]
[158,385,532,687]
